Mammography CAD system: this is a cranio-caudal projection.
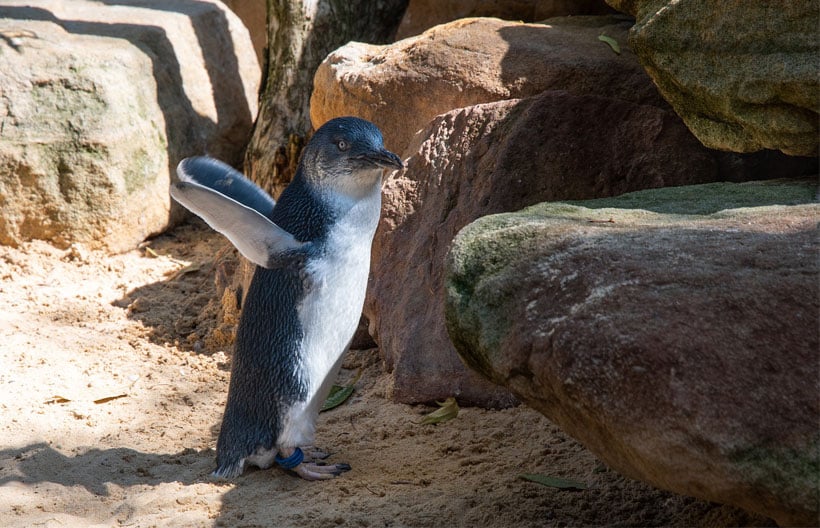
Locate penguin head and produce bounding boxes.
[301,117,403,199]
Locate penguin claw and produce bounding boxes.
[292,462,351,481]
[300,446,331,461]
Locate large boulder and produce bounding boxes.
[0,0,260,251]
[605,0,819,156]
[395,0,616,39]
[311,15,665,155]
[365,89,814,406]
[445,180,820,525]
[223,0,266,67]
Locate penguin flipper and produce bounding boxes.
[176,156,276,218]
[170,180,304,268]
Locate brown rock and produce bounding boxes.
[604,0,640,14]
[445,180,820,526]
[396,0,616,39]
[311,15,664,155]
[0,0,260,251]
[367,89,803,406]
[223,0,266,67]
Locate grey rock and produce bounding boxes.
[0,0,260,251]
[606,0,819,156]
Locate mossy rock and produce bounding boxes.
[445,179,819,525]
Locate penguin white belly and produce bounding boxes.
[277,195,379,449]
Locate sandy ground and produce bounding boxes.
[0,220,772,527]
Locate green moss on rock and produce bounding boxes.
[446,178,818,401]
[730,435,820,521]
[444,178,819,525]
[565,179,817,215]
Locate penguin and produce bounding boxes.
[170,117,403,480]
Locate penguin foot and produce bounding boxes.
[300,446,330,461]
[292,461,352,481]
[275,447,350,480]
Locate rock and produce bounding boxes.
[445,179,819,525]
[0,0,260,251]
[311,15,665,154]
[396,0,616,39]
[365,89,816,407]
[245,0,406,198]
[314,10,815,407]
[605,0,819,156]
[604,0,639,13]
[223,0,266,67]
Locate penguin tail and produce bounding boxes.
[211,460,243,479]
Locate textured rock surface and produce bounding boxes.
[445,180,820,525]
[396,0,615,39]
[606,0,819,156]
[223,0,266,67]
[311,15,663,154]
[364,89,814,407]
[0,0,259,251]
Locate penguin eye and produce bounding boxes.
[336,139,350,152]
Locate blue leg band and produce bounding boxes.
[275,447,304,470]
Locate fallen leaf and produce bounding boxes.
[519,473,587,490]
[418,397,459,425]
[321,385,354,412]
[44,396,71,405]
[597,34,621,54]
[321,369,362,412]
[93,394,128,404]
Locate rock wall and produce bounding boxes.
[311,14,817,406]
[0,0,260,251]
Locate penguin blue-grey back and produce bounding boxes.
[170,116,402,480]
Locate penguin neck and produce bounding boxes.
[270,175,335,242]
[301,164,383,219]
[273,169,382,243]
[314,171,383,241]
[310,164,383,202]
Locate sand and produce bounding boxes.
[0,221,771,527]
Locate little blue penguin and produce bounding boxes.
[169,116,403,480]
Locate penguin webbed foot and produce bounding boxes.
[276,446,351,481]
[300,445,330,461]
[292,461,352,481]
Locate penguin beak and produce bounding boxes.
[360,148,404,170]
